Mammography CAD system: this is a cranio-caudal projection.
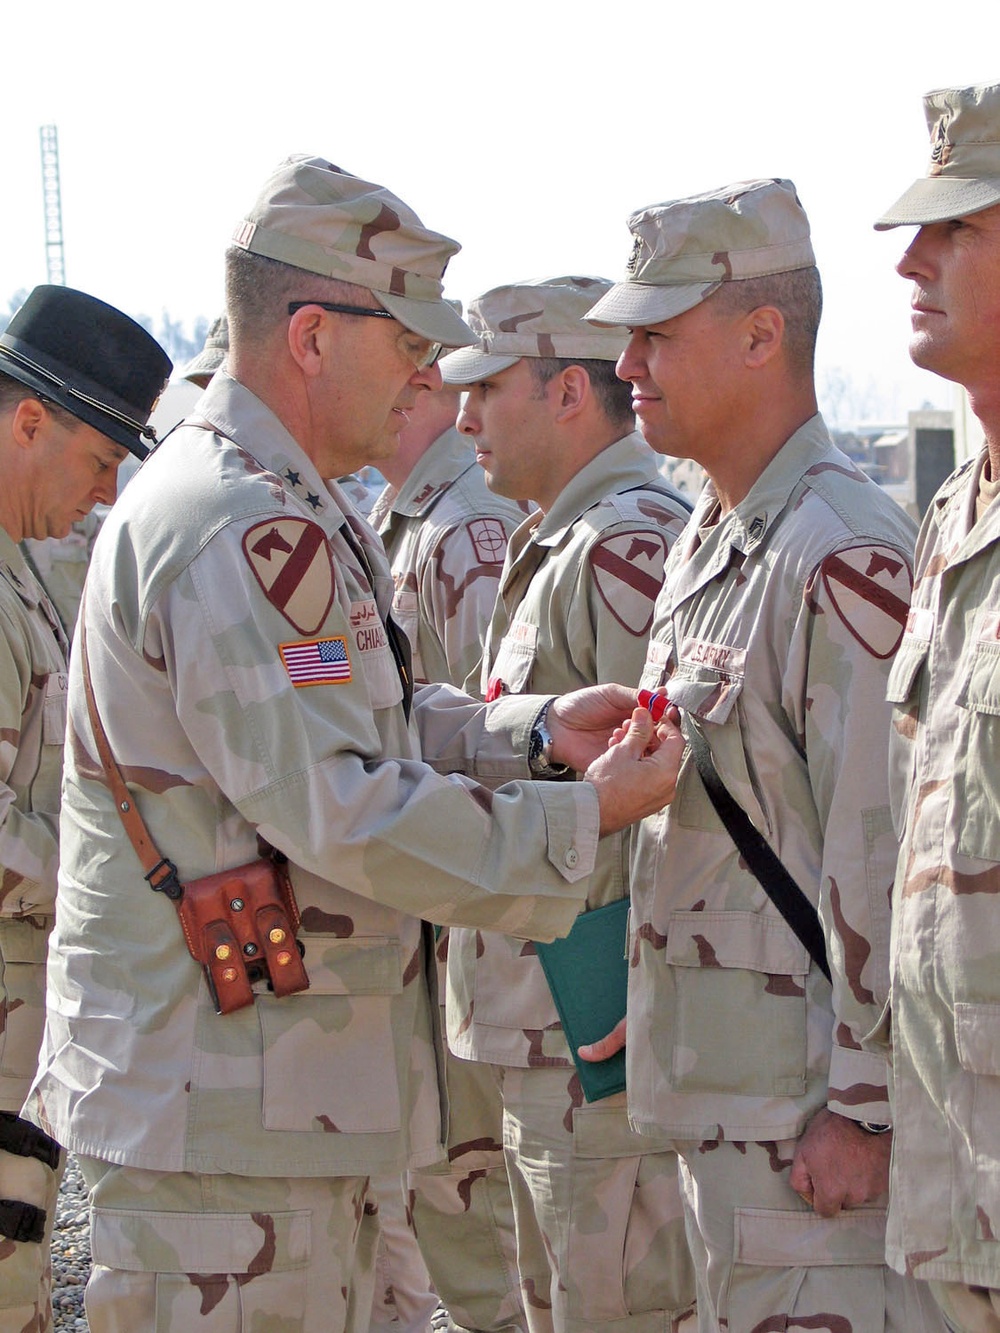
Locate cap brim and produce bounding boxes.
[874,176,1000,229]
[439,347,521,384]
[377,292,476,347]
[584,279,720,327]
[0,345,150,459]
[179,350,226,382]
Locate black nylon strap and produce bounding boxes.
[683,717,831,983]
[0,1198,46,1243]
[0,1112,61,1171]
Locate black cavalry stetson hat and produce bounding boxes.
[0,285,173,459]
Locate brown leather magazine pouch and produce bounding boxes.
[178,853,310,1015]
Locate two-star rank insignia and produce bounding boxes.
[590,529,669,636]
[243,518,334,635]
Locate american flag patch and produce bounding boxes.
[279,636,352,687]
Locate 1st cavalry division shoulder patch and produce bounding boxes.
[279,636,352,688]
[243,517,334,636]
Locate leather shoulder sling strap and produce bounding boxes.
[77,606,309,1014]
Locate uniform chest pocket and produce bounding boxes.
[665,910,809,1098]
[668,668,770,839]
[955,641,1000,862]
[885,634,930,839]
[349,599,404,710]
[42,671,69,745]
[487,623,537,697]
[390,587,423,681]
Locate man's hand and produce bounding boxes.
[788,1107,891,1218]
[577,1017,627,1064]
[586,707,686,836]
[547,684,641,772]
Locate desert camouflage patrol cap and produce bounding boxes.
[179,313,229,384]
[232,155,474,347]
[439,275,627,384]
[585,178,816,328]
[875,83,1000,229]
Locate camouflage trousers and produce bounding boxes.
[500,1065,696,1333]
[676,1137,947,1333]
[929,1280,1000,1333]
[409,1051,526,1333]
[371,1170,439,1333]
[0,1141,64,1333]
[78,1156,379,1333]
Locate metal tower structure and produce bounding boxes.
[39,125,66,286]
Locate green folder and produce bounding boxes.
[534,897,630,1103]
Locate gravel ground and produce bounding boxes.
[50,1155,451,1332]
[51,1154,90,1330]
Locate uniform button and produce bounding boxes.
[565,847,579,869]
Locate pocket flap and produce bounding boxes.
[959,643,1000,716]
[667,669,743,727]
[664,910,810,977]
[0,918,50,964]
[885,637,929,705]
[734,1206,887,1267]
[955,1002,1000,1076]
[301,934,403,995]
[91,1207,311,1273]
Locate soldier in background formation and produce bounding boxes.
[0,286,170,1333]
[580,178,945,1330]
[372,378,528,1332]
[24,156,685,1333]
[436,275,695,1332]
[873,81,1000,1333]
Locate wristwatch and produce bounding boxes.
[528,700,570,778]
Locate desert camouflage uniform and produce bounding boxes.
[22,510,103,640]
[881,451,1000,1321]
[25,372,600,1333]
[0,530,68,1333]
[374,426,528,1333]
[340,472,379,519]
[629,417,943,1331]
[372,425,528,691]
[447,432,696,1333]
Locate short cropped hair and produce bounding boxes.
[527,356,634,429]
[224,247,380,348]
[0,370,82,431]
[708,265,823,377]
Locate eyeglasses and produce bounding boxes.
[288,301,444,371]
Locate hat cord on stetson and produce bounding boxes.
[0,343,159,443]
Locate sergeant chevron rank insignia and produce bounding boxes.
[590,529,669,636]
[242,518,334,635]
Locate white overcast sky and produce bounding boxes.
[4,1,998,423]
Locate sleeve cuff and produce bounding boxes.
[826,1045,892,1125]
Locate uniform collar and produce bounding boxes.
[194,371,333,519]
[531,430,661,548]
[386,427,476,519]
